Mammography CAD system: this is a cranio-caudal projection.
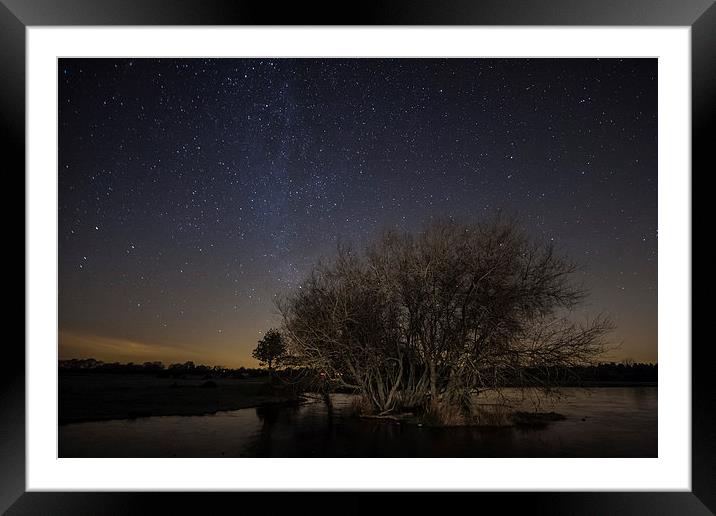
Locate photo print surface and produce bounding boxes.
[58,58,657,458]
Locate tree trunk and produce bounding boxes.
[429,359,437,399]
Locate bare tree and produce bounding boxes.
[280,216,613,419]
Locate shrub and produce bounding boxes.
[421,399,466,427]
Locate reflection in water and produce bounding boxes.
[253,402,302,457]
[59,387,657,458]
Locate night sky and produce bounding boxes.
[58,58,657,368]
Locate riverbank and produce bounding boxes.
[60,372,657,425]
[59,373,299,425]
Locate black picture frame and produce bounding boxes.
[4,1,710,514]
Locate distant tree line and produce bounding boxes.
[59,357,655,385]
[58,358,272,379]
[486,361,657,386]
[565,362,657,383]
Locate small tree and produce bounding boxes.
[252,329,286,380]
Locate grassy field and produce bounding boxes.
[59,373,298,425]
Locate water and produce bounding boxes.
[58,387,657,457]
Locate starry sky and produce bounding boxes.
[58,58,657,368]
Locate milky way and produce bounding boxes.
[58,58,657,367]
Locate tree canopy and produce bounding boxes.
[251,328,287,377]
[279,217,612,416]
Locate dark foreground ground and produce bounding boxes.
[59,373,297,425]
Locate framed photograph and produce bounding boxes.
[6,0,709,513]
